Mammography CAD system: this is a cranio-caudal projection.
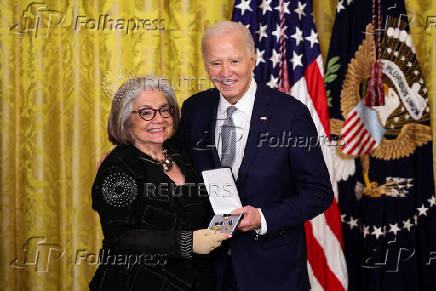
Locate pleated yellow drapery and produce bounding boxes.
[0,1,434,290]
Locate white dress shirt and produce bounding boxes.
[215,77,267,235]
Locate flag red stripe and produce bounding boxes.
[304,58,347,290]
[305,221,345,291]
[324,197,344,249]
[304,60,331,136]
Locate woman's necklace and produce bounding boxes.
[139,148,174,172]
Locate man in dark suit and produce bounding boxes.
[177,21,334,291]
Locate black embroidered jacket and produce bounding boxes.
[89,139,215,291]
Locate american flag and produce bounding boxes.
[232,1,348,290]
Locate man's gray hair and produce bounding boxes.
[201,21,255,58]
[107,77,180,145]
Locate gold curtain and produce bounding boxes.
[0,0,434,290]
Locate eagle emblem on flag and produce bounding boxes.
[330,17,432,199]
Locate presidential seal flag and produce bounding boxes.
[325,0,436,290]
[232,1,348,290]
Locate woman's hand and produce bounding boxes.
[192,229,231,254]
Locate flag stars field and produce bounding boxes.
[259,0,272,15]
[290,51,303,69]
[256,24,268,41]
[235,0,252,16]
[274,1,290,14]
[256,48,265,66]
[291,26,304,46]
[269,49,280,68]
[294,1,306,20]
[305,30,319,48]
[267,75,279,88]
[272,24,287,42]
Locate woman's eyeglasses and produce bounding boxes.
[132,105,174,121]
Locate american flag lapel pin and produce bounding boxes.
[260,116,267,120]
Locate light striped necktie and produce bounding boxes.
[221,106,238,168]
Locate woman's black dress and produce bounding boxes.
[89,139,215,291]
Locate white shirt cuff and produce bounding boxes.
[255,208,267,235]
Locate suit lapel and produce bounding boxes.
[237,84,272,182]
[204,89,221,169]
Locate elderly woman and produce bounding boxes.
[90,77,228,291]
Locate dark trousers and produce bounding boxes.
[222,253,238,291]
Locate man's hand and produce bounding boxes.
[231,205,261,232]
[97,149,114,169]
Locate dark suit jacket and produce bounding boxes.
[177,83,334,291]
